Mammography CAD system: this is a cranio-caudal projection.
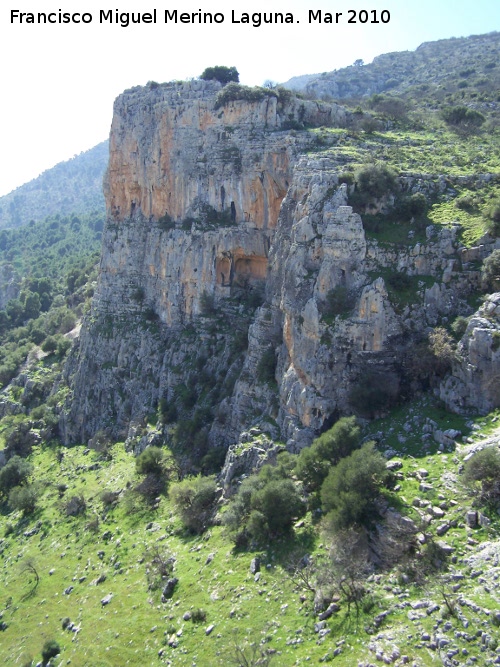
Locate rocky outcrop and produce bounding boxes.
[61,82,348,444]
[440,293,500,414]
[62,79,499,451]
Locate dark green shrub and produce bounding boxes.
[451,315,469,338]
[157,212,175,231]
[215,83,272,109]
[159,398,178,424]
[250,477,304,538]
[441,105,485,130]
[136,446,166,476]
[169,475,217,533]
[200,66,239,85]
[200,290,216,316]
[354,163,398,203]
[0,456,33,495]
[9,483,43,515]
[485,200,500,236]
[322,286,355,321]
[482,249,500,291]
[295,416,361,493]
[191,608,207,623]
[41,639,60,664]
[396,192,428,219]
[464,446,500,506]
[320,442,389,531]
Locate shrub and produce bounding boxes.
[250,477,304,538]
[9,483,43,515]
[441,105,485,130]
[320,442,389,531]
[169,475,217,533]
[482,249,500,291]
[428,327,456,376]
[485,201,500,237]
[215,83,271,109]
[295,416,361,493]
[191,608,207,623]
[200,65,239,85]
[464,446,500,506]
[354,163,398,203]
[41,639,60,664]
[0,456,33,495]
[135,446,166,476]
[200,290,216,316]
[322,286,356,321]
[100,489,119,507]
[135,472,166,501]
[224,457,304,544]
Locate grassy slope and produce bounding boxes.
[1,399,499,667]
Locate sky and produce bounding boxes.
[0,0,499,197]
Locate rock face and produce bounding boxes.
[440,293,500,414]
[62,79,499,451]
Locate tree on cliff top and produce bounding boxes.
[200,66,239,85]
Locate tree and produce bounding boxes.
[320,442,389,531]
[200,66,239,85]
[295,416,360,492]
[9,483,43,515]
[482,249,500,292]
[41,639,60,665]
[0,456,33,495]
[135,446,166,476]
[464,446,500,506]
[169,475,217,533]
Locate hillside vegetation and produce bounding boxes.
[0,33,500,667]
[0,142,107,229]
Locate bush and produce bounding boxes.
[41,639,60,664]
[9,483,43,515]
[200,65,239,85]
[295,416,361,493]
[0,456,33,495]
[191,608,207,623]
[482,249,500,291]
[441,105,485,131]
[224,457,304,544]
[464,446,500,506]
[169,475,217,533]
[353,163,398,205]
[322,286,355,321]
[428,327,456,376]
[250,477,304,538]
[320,442,389,531]
[135,446,166,476]
[215,83,271,109]
[485,200,500,237]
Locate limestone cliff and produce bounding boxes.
[61,81,347,444]
[62,79,499,455]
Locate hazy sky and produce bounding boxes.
[0,0,498,196]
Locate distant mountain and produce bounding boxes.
[0,141,108,229]
[284,31,500,103]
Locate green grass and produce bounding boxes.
[1,398,500,666]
